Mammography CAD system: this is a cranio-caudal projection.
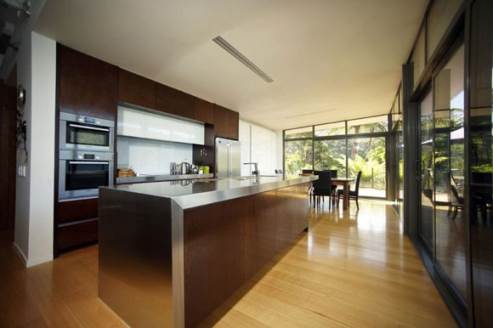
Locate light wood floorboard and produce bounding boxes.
[0,200,456,327]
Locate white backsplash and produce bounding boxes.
[117,136,193,175]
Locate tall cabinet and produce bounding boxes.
[55,45,118,254]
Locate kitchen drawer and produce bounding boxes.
[56,198,98,224]
[56,219,98,252]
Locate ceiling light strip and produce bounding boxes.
[213,36,273,83]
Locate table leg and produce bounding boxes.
[343,183,349,209]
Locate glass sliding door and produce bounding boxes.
[433,45,466,299]
[419,91,434,252]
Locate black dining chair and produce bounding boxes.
[329,170,338,178]
[449,173,464,219]
[337,171,362,209]
[313,171,337,208]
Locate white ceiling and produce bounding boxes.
[35,0,426,130]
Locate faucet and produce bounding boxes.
[243,162,259,177]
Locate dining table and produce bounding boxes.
[301,173,355,210]
[332,178,355,209]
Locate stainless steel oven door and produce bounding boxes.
[60,112,114,152]
[59,151,114,201]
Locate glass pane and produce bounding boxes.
[314,139,346,177]
[284,126,312,139]
[420,91,434,252]
[427,0,463,60]
[314,121,345,137]
[433,45,466,299]
[347,115,388,134]
[413,27,426,89]
[67,123,109,146]
[470,3,493,319]
[284,139,313,178]
[347,136,386,198]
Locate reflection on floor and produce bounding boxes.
[0,200,455,327]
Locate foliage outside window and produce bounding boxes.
[347,115,388,134]
[347,137,386,197]
[314,121,346,137]
[284,126,312,140]
[284,114,390,197]
[314,139,346,177]
[284,139,313,178]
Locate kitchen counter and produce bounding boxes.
[111,175,316,209]
[99,175,316,327]
[115,173,214,185]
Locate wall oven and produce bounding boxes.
[59,150,114,200]
[60,112,114,152]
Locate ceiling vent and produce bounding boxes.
[213,36,273,83]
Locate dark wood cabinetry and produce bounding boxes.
[118,69,157,109]
[57,45,118,120]
[193,99,214,124]
[213,104,239,140]
[55,44,118,255]
[0,83,16,231]
[56,198,98,224]
[55,198,99,253]
[55,44,240,255]
[156,83,195,119]
[56,219,98,252]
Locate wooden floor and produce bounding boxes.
[0,200,456,327]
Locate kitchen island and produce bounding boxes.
[98,175,316,328]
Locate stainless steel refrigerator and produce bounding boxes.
[215,137,241,178]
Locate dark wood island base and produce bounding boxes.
[99,177,314,327]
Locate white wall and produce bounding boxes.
[117,136,193,175]
[239,120,282,176]
[14,31,56,267]
[239,120,251,176]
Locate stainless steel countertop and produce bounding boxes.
[105,175,318,209]
[116,173,214,184]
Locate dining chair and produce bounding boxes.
[313,170,337,208]
[337,171,362,209]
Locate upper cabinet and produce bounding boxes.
[156,83,195,119]
[213,105,239,140]
[58,44,239,134]
[118,69,156,109]
[57,45,118,120]
[193,98,214,124]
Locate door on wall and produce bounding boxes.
[419,91,434,253]
[0,83,17,231]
